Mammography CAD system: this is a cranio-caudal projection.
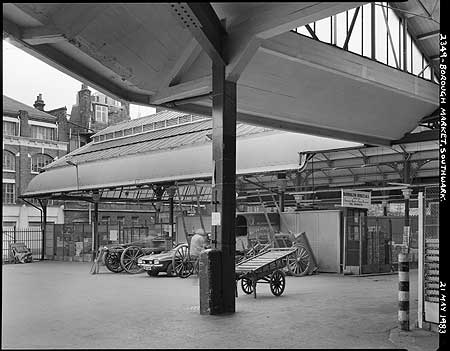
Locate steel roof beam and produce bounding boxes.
[170,3,226,65]
[416,30,440,41]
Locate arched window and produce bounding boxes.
[3,150,16,171]
[31,153,53,173]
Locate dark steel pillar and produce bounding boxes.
[92,202,99,261]
[209,61,237,314]
[402,157,411,255]
[371,2,376,60]
[277,173,287,212]
[169,197,174,243]
[40,199,48,260]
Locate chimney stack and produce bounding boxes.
[33,93,45,111]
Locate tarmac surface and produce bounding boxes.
[2,261,440,349]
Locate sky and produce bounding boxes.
[2,39,156,119]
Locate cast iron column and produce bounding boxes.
[167,185,176,247]
[211,61,237,314]
[277,173,287,212]
[40,199,48,260]
[92,202,99,261]
[402,156,411,255]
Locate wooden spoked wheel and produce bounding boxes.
[286,245,311,277]
[104,250,124,273]
[120,246,145,274]
[270,270,286,296]
[172,244,194,278]
[241,278,254,294]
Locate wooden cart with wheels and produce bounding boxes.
[286,244,311,277]
[172,243,195,278]
[120,246,146,274]
[235,247,297,298]
[101,237,171,274]
[103,245,125,273]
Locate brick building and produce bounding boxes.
[2,94,68,228]
[67,84,130,152]
[3,87,137,229]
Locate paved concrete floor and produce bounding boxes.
[2,261,439,349]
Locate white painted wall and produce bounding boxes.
[281,210,342,273]
[2,204,64,228]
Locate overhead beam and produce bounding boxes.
[150,76,211,105]
[343,7,360,50]
[228,2,367,40]
[416,30,440,41]
[305,24,319,41]
[392,130,439,144]
[260,32,438,105]
[7,38,150,106]
[169,3,226,65]
[158,39,203,89]
[162,102,392,146]
[224,2,366,83]
[21,25,66,45]
[3,17,22,40]
[50,3,108,38]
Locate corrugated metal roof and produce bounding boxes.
[3,95,57,121]
[24,130,360,197]
[93,110,192,137]
[47,118,269,169]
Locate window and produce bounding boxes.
[95,105,108,123]
[3,121,17,136]
[117,216,125,227]
[31,125,55,140]
[3,151,16,171]
[101,216,110,224]
[31,154,53,173]
[3,183,15,204]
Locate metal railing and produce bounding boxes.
[2,227,42,263]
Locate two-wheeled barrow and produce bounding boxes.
[235,247,298,298]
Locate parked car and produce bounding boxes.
[137,243,184,277]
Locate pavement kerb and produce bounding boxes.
[388,326,439,351]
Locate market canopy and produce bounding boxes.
[21,111,360,200]
[21,111,438,207]
[3,2,439,146]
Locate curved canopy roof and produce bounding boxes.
[22,111,359,198]
[3,2,439,146]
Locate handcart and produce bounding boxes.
[99,236,171,274]
[235,247,298,298]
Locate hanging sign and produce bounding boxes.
[341,189,371,209]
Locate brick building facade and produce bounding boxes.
[3,87,147,230]
[2,94,68,228]
[67,84,130,152]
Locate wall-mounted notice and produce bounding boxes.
[341,189,371,209]
[109,229,118,241]
[211,212,221,226]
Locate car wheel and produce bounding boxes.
[166,263,174,277]
[147,270,159,277]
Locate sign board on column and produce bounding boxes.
[211,212,221,226]
[341,189,371,209]
[402,226,410,247]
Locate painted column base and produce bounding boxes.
[199,249,222,315]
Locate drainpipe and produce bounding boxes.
[22,198,44,259]
[38,199,48,260]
